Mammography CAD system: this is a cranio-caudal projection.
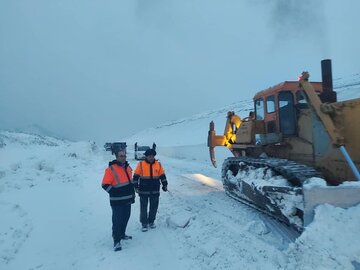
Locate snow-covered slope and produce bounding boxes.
[128,99,253,146]
[0,132,101,267]
[128,74,360,147]
[334,73,360,101]
[127,74,360,171]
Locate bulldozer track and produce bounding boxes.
[221,157,324,232]
[226,190,302,234]
[222,157,323,187]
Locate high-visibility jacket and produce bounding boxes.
[133,160,167,196]
[102,160,135,206]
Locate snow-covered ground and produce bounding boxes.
[334,73,360,101]
[1,79,360,270]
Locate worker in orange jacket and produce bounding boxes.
[133,148,168,232]
[102,148,135,251]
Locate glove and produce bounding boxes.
[162,185,168,192]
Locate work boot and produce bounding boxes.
[141,224,148,232]
[149,223,156,229]
[122,234,132,240]
[113,241,122,252]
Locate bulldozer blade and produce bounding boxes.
[303,185,360,227]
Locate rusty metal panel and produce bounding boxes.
[334,98,360,161]
[235,121,254,144]
[253,120,266,134]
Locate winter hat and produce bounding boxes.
[144,149,156,156]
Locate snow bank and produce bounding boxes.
[286,204,360,270]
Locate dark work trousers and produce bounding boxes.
[140,195,159,225]
[111,203,131,243]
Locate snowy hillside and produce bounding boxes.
[127,74,360,170]
[334,73,360,101]
[128,74,360,146]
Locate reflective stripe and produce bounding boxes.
[110,195,134,200]
[139,191,160,195]
[141,176,160,180]
[113,182,132,188]
[160,179,167,184]
[110,165,133,186]
[106,186,112,192]
[138,161,163,178]
[110,166,121,185]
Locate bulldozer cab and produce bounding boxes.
[278,92,297,135]
[253,82,322,142]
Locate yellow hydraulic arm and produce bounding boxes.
[299,72,360,181]
[299,71,344,146]
[208,112,242,167]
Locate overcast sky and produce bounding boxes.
[1,0,360,143]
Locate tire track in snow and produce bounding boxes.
[158,173,287,270]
